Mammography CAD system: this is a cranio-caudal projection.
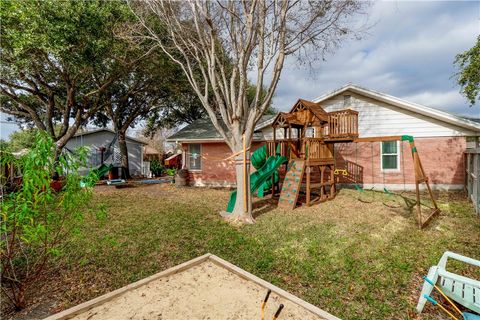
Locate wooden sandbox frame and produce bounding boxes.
[44,253,340,320]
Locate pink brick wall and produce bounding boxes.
[334,136,466,188]
[183,142,263,187]
[183,137,466,189]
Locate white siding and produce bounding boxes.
[126,140,143,175]
[321,91,478,138]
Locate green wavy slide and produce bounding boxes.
[226,145,287,213]
[81,163,113,187]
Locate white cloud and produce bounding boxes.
[404,90,465,110]
[271,1,480,117]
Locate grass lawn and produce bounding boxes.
[5,184,480,319]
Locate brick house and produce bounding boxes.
[167,85,480,190]
[167,116,275,187]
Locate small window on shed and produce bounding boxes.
[343,95,352,107]
[188,144,202,170]
[381,141,399,170]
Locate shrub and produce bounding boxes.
[0,133,98,310]
[150,159,164,177]
[165,168,176,176]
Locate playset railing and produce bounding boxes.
[301,139,333,161]
[266,139,334,162]
[323,109,359,139]
[266,140,298,158]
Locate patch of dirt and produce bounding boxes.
[70,261,326,320]
[94,183,174,197]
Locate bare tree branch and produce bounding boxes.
[129,0,367,219]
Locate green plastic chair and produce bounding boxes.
[417,251,480,314]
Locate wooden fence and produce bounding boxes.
[465,148,480,215]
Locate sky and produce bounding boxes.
[1,1,479,140]
[271,1,480,117]
[0,112,20,140]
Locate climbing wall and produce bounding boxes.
[278,160,305,209]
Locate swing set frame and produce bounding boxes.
[352,135,441,229]
[264,98,440,229]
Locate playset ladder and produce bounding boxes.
[278,160,305,209]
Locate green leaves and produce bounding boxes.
[1,0,132,69]
[0,0,139,149]
[1,131,98,309]
[454,35,480,106]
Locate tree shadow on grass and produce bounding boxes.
[252,197,278,219]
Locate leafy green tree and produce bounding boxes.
[0,139,10,152]
[455,36,480,106]
[145,84,207,132]
[92,52,202,178]
[0,132,97,310]
[6,129,37,152]
[0,0,136,152]
[145,82,274,134]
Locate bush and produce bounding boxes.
[0,133,98,310]
[150,159,164,177]
[164,168,176,176]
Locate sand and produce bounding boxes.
[71,261,325,320]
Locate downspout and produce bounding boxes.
[140,143,144,176]
[179,141,186,169]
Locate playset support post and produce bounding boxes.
[353,135,440,228]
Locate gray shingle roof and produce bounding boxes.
[74,128,147,145]
[167,115,275,142]
[461,117,480,124]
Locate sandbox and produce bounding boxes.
[45,254,340,320]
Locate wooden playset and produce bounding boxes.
[267,99,440,229]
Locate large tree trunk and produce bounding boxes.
[53,124,81,177]
[118,131,131,179]
[224,138,254,224]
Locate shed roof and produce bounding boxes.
[166,115,275,142]
[73,128,147,145]
[144,145,161,155]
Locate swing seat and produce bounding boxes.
[381,187,403,208]
[417,251,480,314]
[354,184,375,203]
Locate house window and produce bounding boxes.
[343,95,352,107]
[188,144,202,170]
[381,141,400,170]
